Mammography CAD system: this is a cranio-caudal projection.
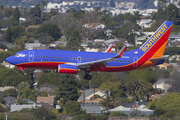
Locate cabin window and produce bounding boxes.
[61,57,63,59]
[36,56,37,58]
[38,56,40,58]
[87,58,89,60]
[84,58,86,60]
[82,58,83,60]
[66,57,68,59]
[123,60,124,62]
[51,57,53,58]
[74,58,76,60]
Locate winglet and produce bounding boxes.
[105,43,114,53]
[114,45,127,58]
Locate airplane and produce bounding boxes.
[5,21,173,80]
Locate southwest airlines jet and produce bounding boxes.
[6,21,173,80]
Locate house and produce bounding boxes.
[153,78,172,93]
[135,36,147,46]
[22,98,35,104]
[108,105,153,116]
[33,70,43,79]
[78,89,106,102]
[137,19,153,28]
[155,62,173,71]
[25,43,46,50]
[83,23,106,30]
[81,105,102,115]
[1,61,15,69]
[167,34,180,47]
[0,48,4,51]
[26,25,39,31]
[169,54,180,62]
[36,95,55,105]
[4,96,17,108]
[11,103,41,112]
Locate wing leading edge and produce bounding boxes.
[77,45,127,69]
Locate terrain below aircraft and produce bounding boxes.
[6,21,173,80]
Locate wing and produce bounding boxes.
[77,45,127,70]
[104,43,114,53]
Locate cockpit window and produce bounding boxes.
[15,54,25,57]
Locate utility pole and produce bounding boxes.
[106,90,108,113]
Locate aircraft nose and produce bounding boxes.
[5,56,13,63]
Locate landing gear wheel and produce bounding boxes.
[84,74,92,80]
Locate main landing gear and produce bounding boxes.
[84,74,92,80]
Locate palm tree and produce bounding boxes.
[99,96,116,112]
[126,80,148,101]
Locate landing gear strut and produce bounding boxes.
[84,74,92,80]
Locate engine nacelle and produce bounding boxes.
[57,64,78,74]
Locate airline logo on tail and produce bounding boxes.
[141,23,169,52]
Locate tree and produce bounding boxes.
[11,7,20,26]
[0,8,4,20]
[5,26,12,43]
[0,68,19,86]
[115,42,124,52]
[29,4,42,25]
[0,43,7,49]
[0,105,5,112]
[99,96,116,110]
[127,68,155,83]
[154,93,180,118]
[34,23,62,40]
[2,75,32,87]
[4,7,14,18]
[114,23,141,44]
[63,101,80,114]
[125,80,148,101]
[168,71,180,92]
[147,98,158,110]
[99,81,126,98]
[53,77,80,106]
[32,107,56,120]
[165,4,180,25]
[109,0,115,7]
[1,88,17,98]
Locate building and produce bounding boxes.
[169,54,180,62]
[4,96,17,108]
[25,43,46,50]
[155,62,173,71]
[167,34,180,47]
[137,19,153,28]
[83,23,106,30]
[1,61,15,69]
[36,95,55,105]
[11,103,41,112]
[108,105,153,116]
[135,36,147,46]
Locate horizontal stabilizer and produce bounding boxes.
[149,55,169,61]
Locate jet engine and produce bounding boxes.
[57,64,78,74]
